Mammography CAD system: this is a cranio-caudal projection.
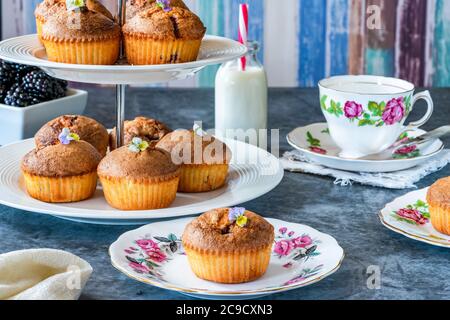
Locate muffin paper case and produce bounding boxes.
[124,37,202,65]
[99,175,180,210]
[183,244,272,284]
[178,164,229,193]
[23,171,98,203]
[42,38,120,65]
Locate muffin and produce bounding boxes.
[35,0,114,40]
[156,128,231,193]
[126,0,189,21]
[21,138,102,203]
[97,139,180,210]
[182,208,274,284]
[427,177,450,235]
[123,6,206,65]
[41,5,120,65]
[35,115,109,157]
[109,117,172,151]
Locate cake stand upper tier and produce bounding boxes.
[0,34,247,84]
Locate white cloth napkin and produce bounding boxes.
[281,149,450,189]
[0,249,92,300]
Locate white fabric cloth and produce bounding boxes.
[281,149,450,189]
[0,249,92,300]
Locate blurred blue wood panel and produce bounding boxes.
[298,0,326,86]
[197,0,225,87]
[396,0,427,86]
[364,0,397,77]
[365,48,395,76]
[327,0,349,76]
[434,0,450,87]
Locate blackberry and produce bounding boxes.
[0,60,68,107]
[21,70,67,100]
[0,61,15,99]
[9,62,39,84]
[4,83,45,107]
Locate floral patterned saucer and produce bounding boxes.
[379,188,450,248]
[287,123,444,173]
[109,218,344,300]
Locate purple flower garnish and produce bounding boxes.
[58,128,80,145]
[228,207,248,227]
[156,0,172,12]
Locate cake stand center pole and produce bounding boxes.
[116,0,127,148]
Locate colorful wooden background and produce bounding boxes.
[2,0,450,88]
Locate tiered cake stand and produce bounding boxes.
[0,3,284,225]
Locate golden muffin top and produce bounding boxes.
[126,0,189,21]
[427,177,450,207]
[35,115,109,156]
[97,145,179,180]
[22,140,102,177]
[42,7,120,42]
[123,7,206,40]
[182,208,275,253]
[156,129,232,165]
[35,0,114,22]
[110,117,172,151]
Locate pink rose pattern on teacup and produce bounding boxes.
[344,101,363,119]
[392,200,430,226]
[382,97,406,125]
[321,95,411,127]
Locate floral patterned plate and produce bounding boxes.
[379,188,450,248]
[287,123,444,173]
[109,218,344,300]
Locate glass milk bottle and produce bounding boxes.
[215,41,268,147]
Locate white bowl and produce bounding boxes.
[0,88,88,145]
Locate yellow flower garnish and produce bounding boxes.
[236,215,248,228]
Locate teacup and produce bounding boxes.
[318,75,433,159]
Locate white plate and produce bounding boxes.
[0,138,283,225]
[109,217,344,300]
[379,188,450,248]
[287,123,444,173]
[0,34,247,84]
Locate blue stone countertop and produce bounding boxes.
[1,87,449,300]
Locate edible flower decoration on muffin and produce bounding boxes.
[128,137,150,153]
[156,0,172,12]
[58,128,80,145]
[228,207,248,227]
[66,0,85,11]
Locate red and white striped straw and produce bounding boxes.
[238,3,249,71]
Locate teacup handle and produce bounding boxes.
[406,90,434,129]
